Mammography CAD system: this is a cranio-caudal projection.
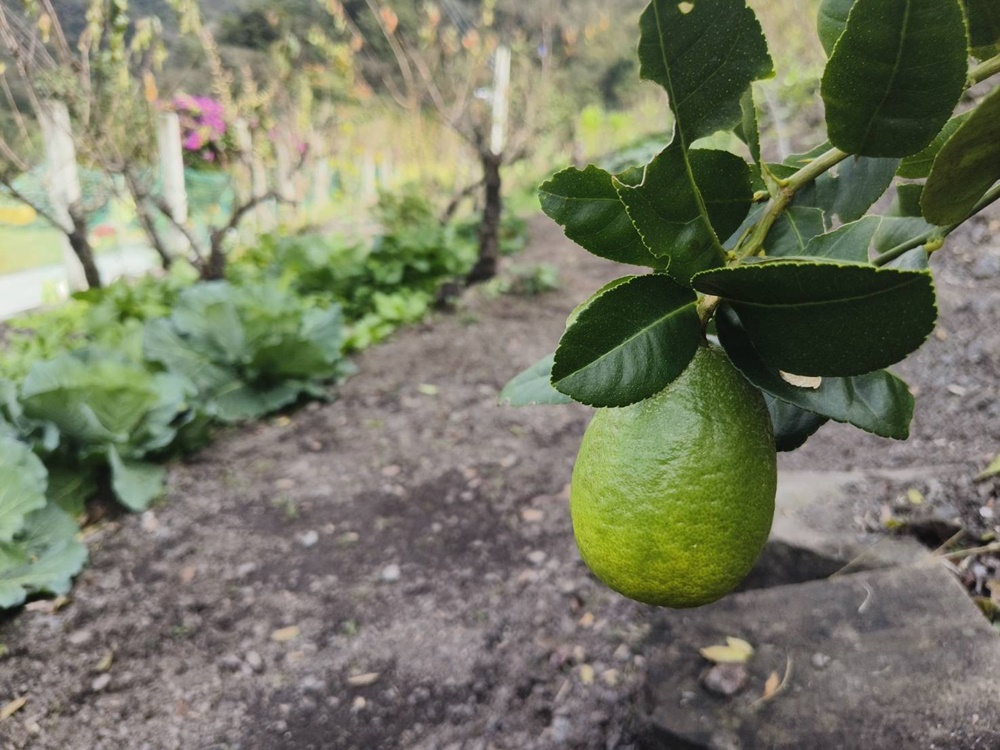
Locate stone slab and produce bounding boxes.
[738,470,932,591]
[639,564,1000,750]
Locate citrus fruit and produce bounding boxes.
[569,344,777,608]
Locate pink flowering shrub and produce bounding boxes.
[170,95,235,169]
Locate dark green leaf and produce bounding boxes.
[821,0,968,157]
[892,184,924,218]
[693,260,937,376]
[802,217,880,263]
[818,0,855,55]
[964,0,1000,47]
[500,354,574,407]
[615,146,752,286]
[764,394,829,452]
[538,166,659,268]
[816,156,901,223]
[923,87,1000,226]
[740,88,763,165]
[638,0,773,144]
[884,248,930,271]
[717,306,915,438]
[567,277,637,330]
[552,274,700,407]
[874,216,936,255]
[764,207,826,257]
[897,113,972,179]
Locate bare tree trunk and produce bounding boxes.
[467,151,502,285]
[203,241,226,281]
[68,209,102,289]
[123,169,173,271]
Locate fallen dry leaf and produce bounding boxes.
[25,596,71,614]
[95,651,114,673]
[0,697,27,721]
[579,664,595,685]
[270,626,301,643]
[347,672,380,687]
[763,671,781,699]
[699,636,755,664]
[780,372,822,390]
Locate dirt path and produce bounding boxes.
[1,212,997,750]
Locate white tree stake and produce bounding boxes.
[490,45,512,156]
[38,99,87,292]
[156,111,190,255]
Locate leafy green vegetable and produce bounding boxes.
[0,436,48,543]
[0,504,87,609]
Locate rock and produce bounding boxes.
[527,551,548,566]
[549,715,572,744]
[300,676,325,694]
[971,253,1000,280]
[810,653,831,670]
[701,663,749,697]
[380,564,402,583]
[642,565,1000,749]
[299,530,320,548]
[739,470,929,593]
[68,630,93,646]
[245,651,264,673]
[91,674,112,692]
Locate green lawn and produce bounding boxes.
[0,226,66,274]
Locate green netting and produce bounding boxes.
[0,166,235,235]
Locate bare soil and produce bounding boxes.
[1,210,998,750]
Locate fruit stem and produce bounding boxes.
[697,294,720,328]
[970,53,1000,86]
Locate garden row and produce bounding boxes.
[0,192,528,610]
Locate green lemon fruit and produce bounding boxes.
[570,345,777,608]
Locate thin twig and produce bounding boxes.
[750,654,793,709]
[150,195,205,264]
[932,529,967,556]
[937,542,1000,562]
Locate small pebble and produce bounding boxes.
[702,663,748,697]
[380,564,402,583]
[299,530,320,548]
[91,674,112,692]
[811,653,832,670]
[245,651,265,673]
[527,551,548,565]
